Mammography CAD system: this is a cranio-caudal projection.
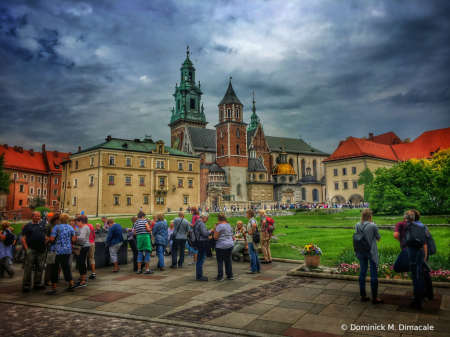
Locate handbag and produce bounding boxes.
[170,219,185,241]
[251,218,261,244]
[72,226,89,255]
[46,225,60,265]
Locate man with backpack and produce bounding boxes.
[393,210,428,310]
[259,210,274,264]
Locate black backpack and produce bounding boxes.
[405,222,426,250]
[353,222,371,253]
[3,229,15,246]
[187,221,199,249]
[424,226,436,256]
[251,218,261,244]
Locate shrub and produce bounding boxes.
[34,206,51,217]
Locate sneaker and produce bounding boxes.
[246,271,257,274]
[145,270,154,274]
[137,270,142,274]
[214,277,224,282]
[225,277,234,280]
[33,285,46,290]
[88,273,96,279]
[73,282,86,289]
[169,265,177,269]
[197,276,208,281]
[46,289,58,295]
[65,285,77,292]
[422,297,429,302]
[189,261,196,266]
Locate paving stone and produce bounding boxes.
[308,304,327,315]
[153,297,192,307]
[94,301,144,314]
[65,300,109,309]
[379,294,405,305]
[116,293,169,304]
[205,312,260,328]
[352,316,403,337]
[260,307,307,323]
[439,309,450,321]
[243,319,292,335]
[254,276,277,281]
[416,317,450,333]
[319,304,365,319]
[441,295,450,310]
[213,281,248,292]
[436,289,450,296]
[324,282,348,290]
[276,292,317,302]
[191,290,232,301]
[292,287,324,296]
[323,289,360,297]
[333,296,357,305]
[238,303,276,315]
[129,303,175,317]
[114,274,166,281]
[284,327,341,337]
[311,294,338,305]
[0,283,23,294]
[278,300,317,311]
[85,291,134,303]
[174,290,203,299]
[361,308,418,322]
[45,295,88,305]
[292,313,351,335]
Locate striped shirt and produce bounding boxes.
[133,219,149,235]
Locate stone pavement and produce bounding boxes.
[1,254,449,337]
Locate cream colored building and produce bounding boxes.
[60,136,200,216]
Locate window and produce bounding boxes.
[352,167,357,174]
[140,159,145,167]
[178,162,183,170]
[177,99,180,110]
[289,176,294,182]
[333,169,338,176]
[237,184,241,196]
[334,182,339,190]
[188,179,193,187]
[24,174,27,179]
[89,176,94,185]
[19,185,24,192]
[109,156,115,165]
[313,189,319,202]
[13,173,18,179]
[74,179,77,188]
[236,108,240,119]
[125,177,131,185]
[75,161,78,169]
[108,176,115,184]
[144,196,149,204]
[183,196,188,204]
[44,177,47,183]
[227,109,231,118]
[302,188,306,200]
[259,155,264,163]
[114,196,120,205]
[126,158,131,166]
[72,197,76,206]
[353,181,358,189]
[30,187,34,195]
[190,98,195,109]
[236,128,240,138]
[43,189,47,196]
[53,178,58,184]
[37,188,41,195]
[342,168,347,175]
[90,156,95,166]
[237,145,240,155]
[140,177,145,185]
[53,189,58,196]
[178,179,183,187]
[157,197,165,204]
[259,174,264,180]
[343,182,348,189]
[220,130,223,139]
[221,145,224,156]
[55,165,59,169]
[19,199,23,206]
[159,177,165,186]
[30,175,35,182]
[188,163,193,171]
[281,176,286,182]
[156,160,164,169]
[127,197,132,205]
[301,159,306,177]
[38,176,41,183]
[52,200,57,206]
[220,109,223,119]
[313,160,317,179]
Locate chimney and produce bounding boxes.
[393,138,400,145]
[69,152,72,155]
[403,138,410,143]
[362,137,367,140]
[78,146,81,152]
[30,149,34,156]
[14,146,18,151]
[3,144,7,149]
[18,147,23,153]
[345,136,351,140]
[54,150,58,157]
[42,144,46,153]
[106,135,112,141]
[369,133,373,139]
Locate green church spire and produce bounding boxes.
[247,91,260,131]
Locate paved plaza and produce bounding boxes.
[1,254,449,337]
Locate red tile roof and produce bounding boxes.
[0,145,48,174]
[370,131,403,145]
[45,151,70,173]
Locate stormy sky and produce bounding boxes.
[1,0,449,155]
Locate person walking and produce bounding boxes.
[170,212,190,268]
[46,213,76,294]
[187,207,199,265]
[193,212,212,281]
[355,209,384,304]
[212,213,234,281]
[232,221,246,262]
[133,212,153,274]
[127,216,139,271]
[73,216,91,288]
[245,210,261,274]
[259,210,273,264]
[0,221,15,278]
[105,219,123,272]
[22,211,48,292]
[153,213,168,271]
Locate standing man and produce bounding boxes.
[259,210,273,264]
[22,211,48,292]
[101,215,109,229]
[170,212,190,268]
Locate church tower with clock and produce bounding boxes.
[169,46,208,150]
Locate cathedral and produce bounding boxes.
[169,48,329,209]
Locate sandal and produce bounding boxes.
[372,298,385,304]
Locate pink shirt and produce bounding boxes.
[87,223,96,243]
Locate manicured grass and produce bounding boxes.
[8,209,450,267]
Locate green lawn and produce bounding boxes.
[8,209,450,267]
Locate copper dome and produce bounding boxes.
[272,163,296,175]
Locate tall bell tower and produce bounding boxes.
[169,46,208,150]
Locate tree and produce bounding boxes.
[28,196,46,210]
[357,167,374,202]
[0,152,11,195]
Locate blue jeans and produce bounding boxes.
[248,243,261,272]
[137,250,150,263]
[186,242,198,254]
[156,244,165,268]
[171,239,186,267]
[357,252,378,298]
[394,249,410,273]
[196,241,208,279]
[407,248,424,305]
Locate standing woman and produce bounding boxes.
[84,216,97,280]
[259,210,272,264]
[0,221,15,277]
[166,220,174,256]
[105,219,124,272]
[212,213,234,281]
[187,206,199,265]
[134,212,153,274]
[355,209,384,304]
[128,216,139,271]
[153,213,168,271]
[245,210,261,274]
[46,213,76,294]
[44,212,60,286]
[193,212,212,281]
[73,216,91,288]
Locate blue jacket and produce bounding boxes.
[105,223,124,246]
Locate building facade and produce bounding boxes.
[60,136,200,216]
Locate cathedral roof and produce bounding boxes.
[247,129,256,148]
[218,81,243,106]
[186,127,216,153]
[272,163,296,175]
[265,136,329,156]
[248,158,267,172]
[209,163,225,173]
[301,174,317,183]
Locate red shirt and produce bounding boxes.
[87,223,96,244]
[394,221,407,250]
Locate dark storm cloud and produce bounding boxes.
[0,0,449,155]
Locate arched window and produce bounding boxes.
[236,128,240,138]
[258,155,264,164]
[289,158,294,167]
[236,108,240,119]
[227,109,231,118]
[302,187,306,200]
[259,174,264,180]
[188,71,192,81]
[221,145,224,156]
[274,177,277,183]
[281,176,286,182]
[237,184,241,196]
[301,159,306,178]
[276,157,280,164]
[289,176,293,182]
[313,188,319,202]
[221,130,223,139]
[313,160,317,179]
[220,109,223,119]
[237,144,240,155]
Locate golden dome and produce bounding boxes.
[272,163,296,175]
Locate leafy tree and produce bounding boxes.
[28,196,46,210]
[357,168,374,202]
[0,152,11,195]
[34,206,51,217]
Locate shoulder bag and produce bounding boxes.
[46,225,60,265]
[72,226,89,255]
[251,218,261,244]
[170,219,184,241]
